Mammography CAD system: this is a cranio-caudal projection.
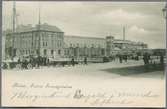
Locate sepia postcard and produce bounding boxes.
[1,1,166,107]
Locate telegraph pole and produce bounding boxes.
[123,26,125,41]
[16,13,19,28]
[12,0,16,60]
[162,2,167,19]
[38,2,41,26]
[38,2,41,56]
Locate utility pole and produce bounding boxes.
[123,26,125,41]
[162,2,167,59]
[12,0,16,60]
[16,13,19,28]
[162,2,167,19]
[38,2,41,26]
[37,2,41,56]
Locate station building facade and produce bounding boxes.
[5,24,64,59]
[4,23,148,59]
[64,35,107,58]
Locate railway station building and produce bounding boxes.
[4,23,148,60]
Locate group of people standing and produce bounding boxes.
[116,52,165,65]
[8,51,163,69]
[143,52,164,65]
[118,54,128,63]
[71,56,88,66]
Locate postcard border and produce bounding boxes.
[0,0,166,108]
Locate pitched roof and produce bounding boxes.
[37,23,63,32]
[12,23,63,33]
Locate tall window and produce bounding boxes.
[70,43,72,47]
[46,42,47,46]
[77,43,79,47]
[101,49,105,55]
[43,42,48,47]
[58,49,61,55]
[36,49,39,55]
[51,50,54,55]
[43,42,45,46]
[44,49,47,56]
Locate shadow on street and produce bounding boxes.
[101,63,165,78]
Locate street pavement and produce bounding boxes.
[2,59,165,107]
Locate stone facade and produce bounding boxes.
[64,35,106,58]
[4,24,148,59]
[5,24,64,59]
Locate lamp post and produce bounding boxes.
[162,2,167,60]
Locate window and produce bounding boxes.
[36,49,39,55]
[101,49,105,55]
[67,50,69,55]
[44,49,47,55]
[51,50,54,55]
[58,49,61,55]
[77,43,79,47]
[46,42,47,46]
[43,42,48,46]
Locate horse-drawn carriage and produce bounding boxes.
[2,55,111,70]
[2,56,78,69]
[2,56,35,69]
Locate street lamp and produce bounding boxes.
[162,2,167,19]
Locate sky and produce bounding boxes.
[2,1,166,49]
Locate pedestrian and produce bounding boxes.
[44,57,47,66]
[119,54,122,63]
[143,53,146,65]
[160,53,164,65]
[84,56,87,65]
[47,58,50,66]
[18,58,21,63]
[22,58,28,69]
[136,55,139,61]
[124,54,128,62]
[71,57,75,66]
[143,52,149,65]
[36,56,40,68]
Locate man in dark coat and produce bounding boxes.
[119,54,123,63]
[71,57,75,66]
[84,56,87,65]
[160,53,164,65]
